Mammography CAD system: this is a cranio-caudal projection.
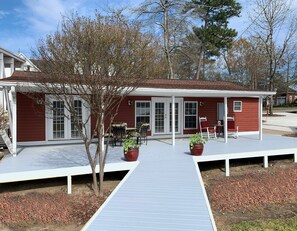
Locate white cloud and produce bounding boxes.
[21,0,72,33]
[0,10,9,19]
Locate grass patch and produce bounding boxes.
[231,217,297,231]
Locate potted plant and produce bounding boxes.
[189,133,208,156]
[123,138,139,161]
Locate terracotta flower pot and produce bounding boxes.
[190,143,204,156]
[124,148,139,161]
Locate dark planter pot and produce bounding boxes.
[190,143,204,156]
[124,148,139,161]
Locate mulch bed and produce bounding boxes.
[0,190,111,227]
[283,133,297,137]
[207,166,297,212]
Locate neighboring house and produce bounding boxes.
[17,53,40,72]
[274,89,297,106]
[0,71,275,155]
[0,47,25,108]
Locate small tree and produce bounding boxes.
[27,13,158,197]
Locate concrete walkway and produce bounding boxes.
[84,140,216,231]
[263,112,297,133]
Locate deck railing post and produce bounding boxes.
[264,155,269,168]
[225,159,230,176]
[67,175,72,194]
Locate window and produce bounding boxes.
[184,102,197,129]
[135,101,151,126]
[233,101,242,112]
[53,101,65,139]
[71,100,83,138]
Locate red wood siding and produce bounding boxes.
[98,96,259,136]
[231,97,259,132]
[189,97,258,132]
[17,93,46,142]
[90,96,152,133]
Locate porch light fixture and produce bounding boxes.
[199,101,204,107]
[128,100,134,106]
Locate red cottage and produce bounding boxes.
[0,71,275,155]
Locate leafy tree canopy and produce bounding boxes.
[186,0,241,57]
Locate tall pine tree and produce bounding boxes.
[185,0,241,79]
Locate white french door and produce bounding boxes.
[152,97,182,135]
[46,96,90,140]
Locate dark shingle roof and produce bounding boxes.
[2,71,249,91]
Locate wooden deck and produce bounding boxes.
[0,135,296,230]
[84,134,297,230]
[194,135,297,176]
[0,144,137,193]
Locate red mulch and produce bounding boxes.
[0,190,111,226]
[208,166,297,212]
[283,133,297,137]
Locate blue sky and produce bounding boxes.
[0,0,295,57]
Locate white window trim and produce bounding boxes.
[233,101,242,112]
[184,101,198,130]
[135,100,151,128]
[45,95,91,141]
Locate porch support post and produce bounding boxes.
[264,155,269,168]
[10,87,17,156]
[294,152,296,163]
[67,175,72,194]
[225,159,230,176]
[0,53,4,108]
[258,96,263,140]
[224,97,228,143]
[172,95,175,146]
[102,121,104,152]
[0,53,3,79]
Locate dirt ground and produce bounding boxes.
[0,171,127,231]
[200,152,297,231]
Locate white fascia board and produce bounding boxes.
[130,87,276,97]
[0,81,35,88]
[0,47,25,63]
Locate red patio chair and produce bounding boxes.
[227,116,239,138]
[199,116,217,139]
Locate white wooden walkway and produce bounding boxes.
[83,140,216,231]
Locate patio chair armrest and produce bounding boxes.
[201,127,209,132]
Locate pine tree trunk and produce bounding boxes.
[163,1,174,79]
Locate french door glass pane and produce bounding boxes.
[155,102,165,133]
[71,100,82,138]
[53,101,64,139]
[169,103,179,132]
